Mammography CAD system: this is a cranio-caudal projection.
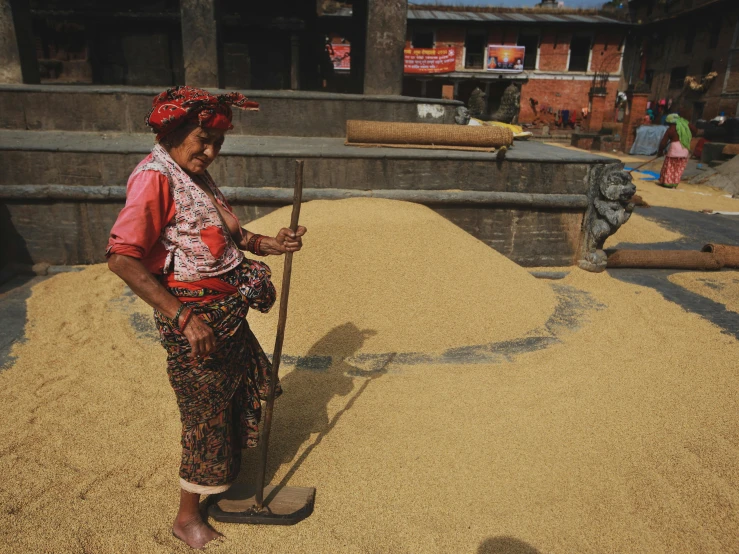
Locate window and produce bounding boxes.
[709,20,721,49]
[569,36,591,72]
[517,33,539,70]
[645,69,655,87]
[412,31,434,49]
[464,32,486,69]
[669,66,688,89]
[702,59,714,75]
[684,29,695,53]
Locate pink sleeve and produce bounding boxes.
[106,170,175,259]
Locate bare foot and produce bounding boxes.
[172,515,223,550]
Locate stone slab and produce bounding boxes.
[0,130,611,193]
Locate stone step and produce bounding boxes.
[0,129,620,268]
[0,130,609,194]
[0,84,460,138]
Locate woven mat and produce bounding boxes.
[345,141,497,153]
[346,120,513,150]
[607,250,723,270]
[702,244,739,268]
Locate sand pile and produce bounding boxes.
[668,272,739,314]
[245,198,557,356]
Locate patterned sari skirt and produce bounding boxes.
[658,156,688,188]
[154,259,281,494]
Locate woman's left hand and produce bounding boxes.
[260,226,307,255]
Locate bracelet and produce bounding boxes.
[172,304,187,326]
[180,307,194,331]
[254,235,265,256]
[246,233,259,254]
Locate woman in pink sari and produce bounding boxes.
[657,113,697,188]
[107,86,306,549]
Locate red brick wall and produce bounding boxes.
[520,79,618,124]
[538,30,571,72]
[486,28,518,46]
[406,24,627,76]
[589,32,624,73]
[436,27,466,68]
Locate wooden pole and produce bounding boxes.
[627,156,661,174]
[254,160,304,510]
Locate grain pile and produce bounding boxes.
[245,198,557,356]
[2,261,739,553]
[604,212,683,248]
[2,196,739,553]
[668,272,739,314]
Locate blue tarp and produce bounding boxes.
[624,168,660,181]
[630,125,668,156]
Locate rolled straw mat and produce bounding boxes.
[346,120,514,152]
[701,244,739,268]
[606,250,724,270]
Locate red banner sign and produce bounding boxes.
[404,48,456,74]
[487,45,525,73]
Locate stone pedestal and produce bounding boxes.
[587,92,607,133]
[181,0,221,88]
[364,0,407,95]
[620,93,649,154]
[0,0,39,84]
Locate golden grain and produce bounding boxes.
[0,197,737,553]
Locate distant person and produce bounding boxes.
[657,113,697,188]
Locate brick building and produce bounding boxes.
[629,0,739,121]
[396,6,633,125]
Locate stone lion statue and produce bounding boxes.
[490,83,521,124]
[579,163,636,272]
[454,106,471,125]
[467,87,486,118]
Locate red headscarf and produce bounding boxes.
[146,86,259,141]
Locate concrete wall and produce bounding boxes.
[0,133,611,268]
[1,200,586,268]
[0,85,462,137]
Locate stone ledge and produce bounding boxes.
[0,184,590,209]
[0,84,464,105]
[0,130,614,163]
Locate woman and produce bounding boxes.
[107,86,306,549]
[657,113,697,188]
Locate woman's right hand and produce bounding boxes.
[182,313,217,359]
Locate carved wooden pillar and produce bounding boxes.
[0,0,39,84]
[180,0,221,88]
[364,0,407,95]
